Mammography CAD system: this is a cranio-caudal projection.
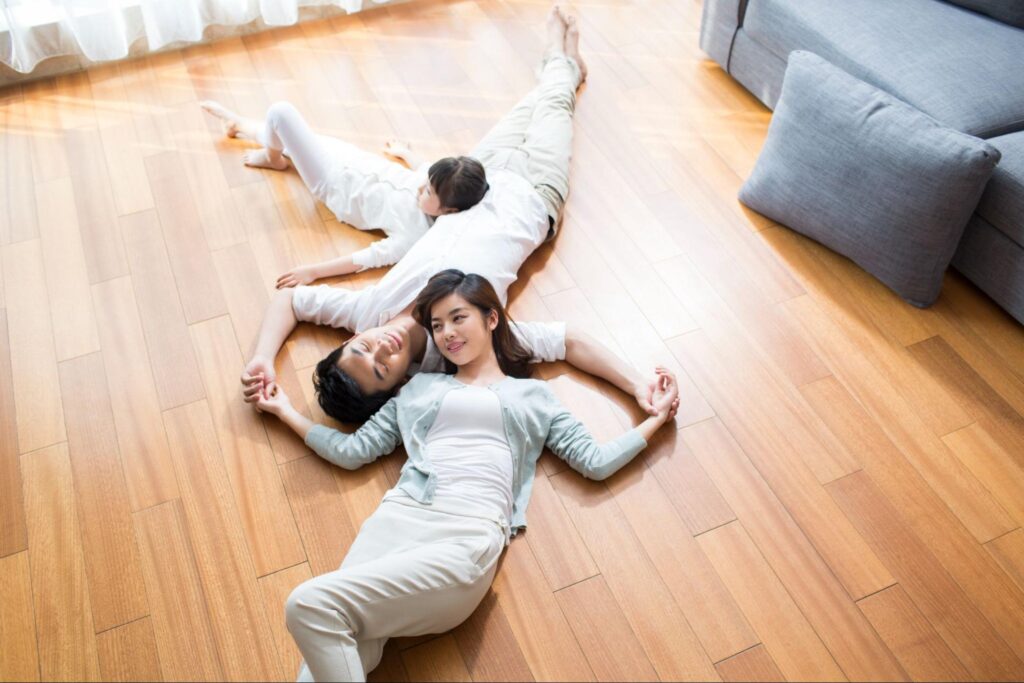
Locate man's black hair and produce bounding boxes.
[313,346,394,423]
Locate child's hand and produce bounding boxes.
[382,138,413,163]
[255,381,292,417]
[276,265,317,289]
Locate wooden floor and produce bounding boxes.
[2,0,1024,680]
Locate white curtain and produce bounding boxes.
[0,0,381,73]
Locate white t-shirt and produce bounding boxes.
[292,167,549,333]
[316,137,432,270]
[421,385,514,522]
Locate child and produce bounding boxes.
[200,100,488,278]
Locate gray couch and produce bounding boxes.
[700,0,1024,324]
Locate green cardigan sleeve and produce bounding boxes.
[304,397,402,470]
[543,390,647,480]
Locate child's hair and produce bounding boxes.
[412,269,532,378]
[428,157,489,212]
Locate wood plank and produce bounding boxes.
[643,429,736,536]
[87,64,155,216]
[35,177,100,361]
[162,400,285,681]
[258,562,313,680]
[943,422,1024,527]
[21,443,101,682]
[279,454,356,577]
[988,529,1024,595]
[21,78,70,182]
[715,645,786,683]
[0,310,27,556]
[57,352,148,633]
[801,372,1024,664]
[606,452,759,663]
[668,329,892,599]
[784,294,1014,543]
[680,418,905,681]
[489,536,595,682]
[144,151,228,324]
[555,575,659,682]
[400,634,472,683]
[857,585,971,683]
[450,589,535,682]
[90,277,179,511]
[368,642,411,683]
[211,242,310,464]
[96,618,162,683]
[697,521,846,681]
[0,551,39,682]
[64,128,130,283]
[910,335,1024,471]
[550,471,720,681]
[0,87,39,244]
[116,57,176,158]
[2,240,65,453]
[827,470,1024,680]
[133,499,223,682]
[189,316,305,577]
[120,210,206,410]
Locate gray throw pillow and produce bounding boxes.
[739,51,1001,307]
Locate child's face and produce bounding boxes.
[418,182,447,217]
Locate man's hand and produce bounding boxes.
[276,264,318,289]
[651,367,680,422]
[241,355,276,404]
[255,381,292,417]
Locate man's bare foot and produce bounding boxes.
[243,148,290,171]
[564,15,587,82]
[200,100,261,140]
[545,4,568,54]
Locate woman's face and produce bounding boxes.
[430,292,497,366]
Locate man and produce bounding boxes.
[242,6,669,422]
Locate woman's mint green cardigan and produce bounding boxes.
[304,372,647,535]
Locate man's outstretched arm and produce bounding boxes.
[563,327,661,415]
[241,288,299,403]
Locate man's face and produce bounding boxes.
[336,324,415,394]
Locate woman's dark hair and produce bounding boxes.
[412,269,532,378]
[428,157,489,212]
[313,344,393,423]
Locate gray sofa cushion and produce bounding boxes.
[943,0,1024,29]
[738,51,1001,307]
[953,214,1024,324]
[742,0,1024,138]
[977,132,1024,247]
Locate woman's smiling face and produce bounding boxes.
[430,292,497,366]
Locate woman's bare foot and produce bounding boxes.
[200,100,261,140]
[243,148,290,171]
[545,4,568,54]
[564,15,587,82]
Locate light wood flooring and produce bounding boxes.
[2,0,1024,680]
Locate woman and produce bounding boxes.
[256,269,679,682]
[200,99,489,278]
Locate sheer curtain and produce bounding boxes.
[0,0,384,74]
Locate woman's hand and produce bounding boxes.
[276,264,318,289]
[650,367,679,423]
[255,381,293,417]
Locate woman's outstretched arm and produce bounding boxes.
[256,382,402,470]
[545,369,678,480]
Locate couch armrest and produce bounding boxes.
[699,0,749,71]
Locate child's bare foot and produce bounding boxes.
[382,138,413,163]
[200,100,261,140]
[243,148,290,171]
[545,4,568,54]
[564,15,587,82]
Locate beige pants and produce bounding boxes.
[471,53,583,233]
[287,499,507,682]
